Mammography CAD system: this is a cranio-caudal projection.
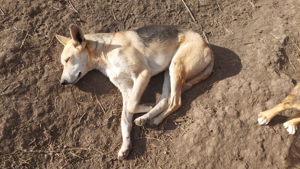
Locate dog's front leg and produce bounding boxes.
[127,70,152,114]
[284,112,300,135]
[118,110,133,160]
[118,91,133,160]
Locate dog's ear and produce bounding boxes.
[70,24,85,44]
[55,34,71,46]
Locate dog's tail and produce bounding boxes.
[285,131,300,169]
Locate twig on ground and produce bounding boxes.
[216,1,223,12]
[95,95,106,114]
[291,38,300,52]
[69,152,84,159]
[123,11,129,29]
[54,96,59,109]
[289,58,297,72]
[247,0,255,8]
[111,8,117,20]
[79,111,87,123]
[270,33,280,39]
[0,83,20,96]
[223,25,233,34]
[68,147,89,151]
[0,7,4,15]
[181,0,196,22]
[20,31,29,48]
[2,85,10,92]
[203,31,211,47]
[49,144,54,162]
[68,0,79,13]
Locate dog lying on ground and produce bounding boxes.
[258,82,300,135]
[55,24,214,159]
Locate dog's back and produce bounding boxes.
[135,25,185,45]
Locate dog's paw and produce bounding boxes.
[258,114,270,125]
[134,117,147,126]
[147,117,161,127]
[283,122,297,135]
[118,147,130,160]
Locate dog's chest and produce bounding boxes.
[98,66,133,91]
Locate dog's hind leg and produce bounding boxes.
[135,62,214,126]
[146,42,214,126]
[284,112,300,135]
[181,61,214,93]
[134,70,171,126]
[148,60,185,126]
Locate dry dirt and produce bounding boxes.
[1,0,300,168]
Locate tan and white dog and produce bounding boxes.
[258,82,300,135]
[56,24,214,159]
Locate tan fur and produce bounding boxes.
[56,24,214,160]
[285,131,300,169]
[258,82,300,135]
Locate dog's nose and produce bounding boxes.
[60,80,68,85]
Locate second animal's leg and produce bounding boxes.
[258,102,293,125]
[284,112,300,135]
[258,83,300,126]
[134,70,171,126]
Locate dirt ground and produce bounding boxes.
[1,0,300,168]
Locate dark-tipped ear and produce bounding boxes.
[55,34,71,46]
[69,24,85,44]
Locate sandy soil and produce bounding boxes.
[1,0,300,168]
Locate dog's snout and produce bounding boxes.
[60,80,68,85]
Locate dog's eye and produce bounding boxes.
[65,57,70,63]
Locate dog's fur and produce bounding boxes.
[258,82,300,135]
[56,24,214,159]
[285,131,300,169]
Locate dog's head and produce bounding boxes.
[55,25,90,85]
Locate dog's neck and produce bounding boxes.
[85,33,115,70]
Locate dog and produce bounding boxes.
[258,82,300,135]
[55,24,214,159]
